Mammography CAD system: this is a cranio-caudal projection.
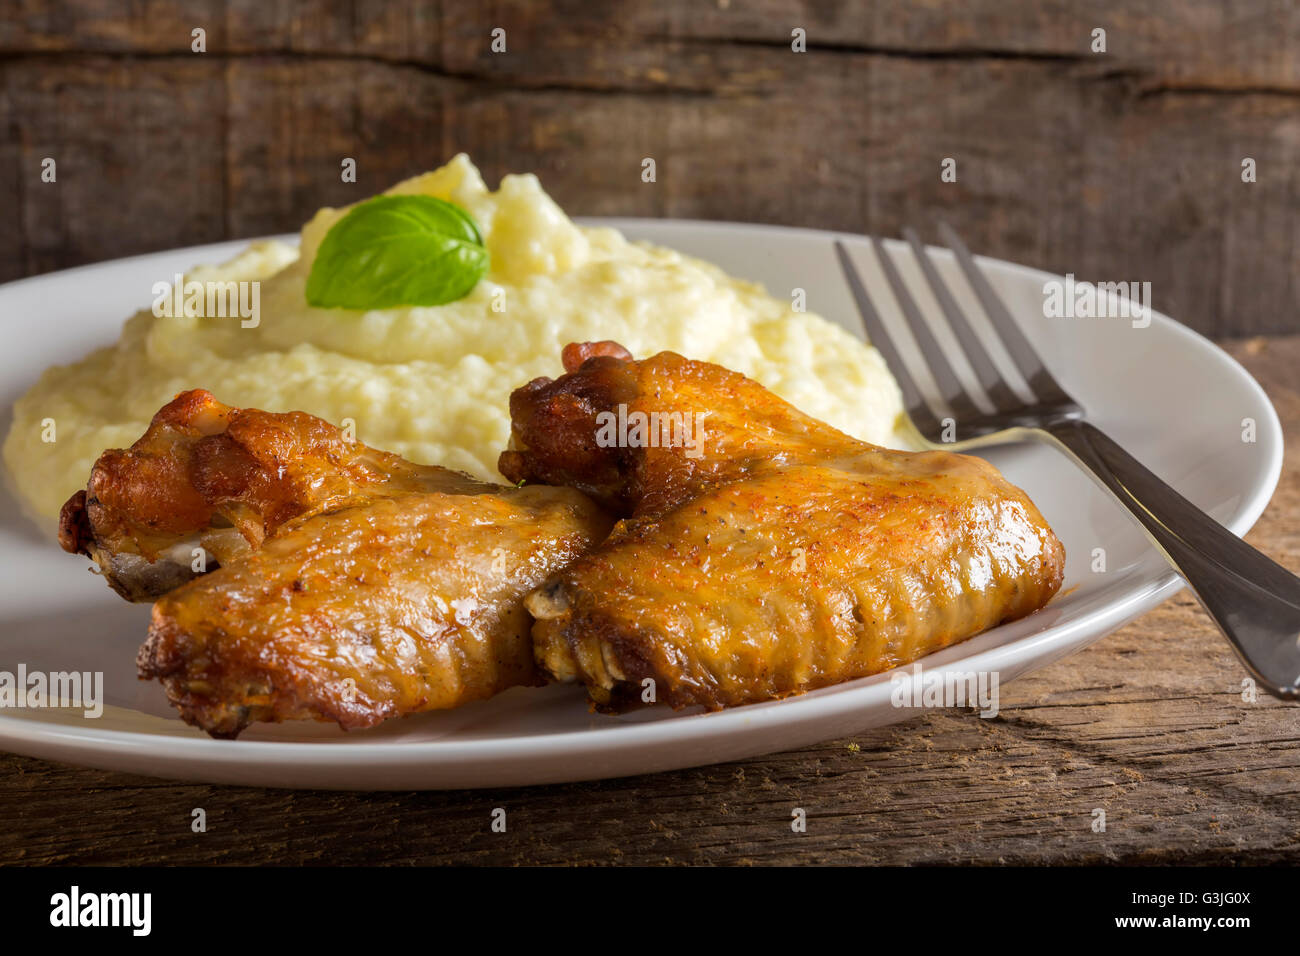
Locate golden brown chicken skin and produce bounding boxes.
[59,389,487,601]
[140,484,610,738]
[501,343,1065,711]
[60,389,612,737]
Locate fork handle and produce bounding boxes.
[1042,419,1300,699]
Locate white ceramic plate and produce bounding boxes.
[0,221,1282,789]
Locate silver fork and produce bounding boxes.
[834,224,1300,700]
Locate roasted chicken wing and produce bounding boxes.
[500,343,1065,710]
[140,483,609,737]
[60,389,487,601]
[60,390,612,737]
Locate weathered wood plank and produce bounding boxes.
[3,5,1300,334]
[0,56,228,276]
[4,1,1300,92]
[2,48,1297,334]
[0,335,1295,866]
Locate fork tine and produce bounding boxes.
[870,235,985,422]
[833,241,943,438]
[901,227,1024,414]
[936,221,1076,408]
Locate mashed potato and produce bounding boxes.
[5,155,903,529]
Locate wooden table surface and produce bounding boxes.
[1,337,1295,866]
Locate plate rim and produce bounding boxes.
[0,218,1284,781]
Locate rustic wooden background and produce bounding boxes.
[1,2,1299,866]
[2,0,1300,336]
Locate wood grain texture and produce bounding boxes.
[1,334,1295,867]
[1,1,1299,335]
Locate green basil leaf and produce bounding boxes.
[305,195,489,310]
